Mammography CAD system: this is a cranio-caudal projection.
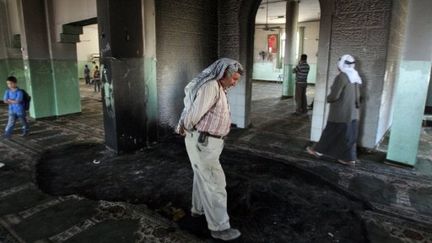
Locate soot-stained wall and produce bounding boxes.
[327,0,393,148]
[218,0,259,128]
[218,0,395,148]
[155,0,218,134]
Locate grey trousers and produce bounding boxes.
[185,131,231,231]
[295,82,308,113]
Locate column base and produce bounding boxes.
[281,95,293,100]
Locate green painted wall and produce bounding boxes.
[387,61,432,166]
[0,58,26,96]
[282,64,295,97]
[23,59,56,118]
[7,59,26,86]
[11,58,82,119]
[0,59,7,93]
[252,62,283,81]
[307,63,317,84]
[52,59,81,116]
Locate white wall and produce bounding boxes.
[253,25,285,81]
[298,21,319,83]
[298,21,319,63]
[76,24,99,78]
[252,21,319,83]
[52,0,97,41]
[77,24,99,61]
[6,0,20,36]
[5,0,97,44]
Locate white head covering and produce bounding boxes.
[176,58,243,131]
[337,54,362,84]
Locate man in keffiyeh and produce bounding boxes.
[176,58,244,241]
[307,54,362,165]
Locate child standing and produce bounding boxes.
[3,76,29,139]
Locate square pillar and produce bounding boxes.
[18,0,56,118]
[387,0,432,166]
[97,0,154,153]
[282,0,299,98]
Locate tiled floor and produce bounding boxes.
[251,81,432,173]
[251,81,315,103]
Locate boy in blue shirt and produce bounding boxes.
[3,76,29,139]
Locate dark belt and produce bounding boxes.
[199,131,226,140]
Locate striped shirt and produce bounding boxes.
[294,62,310,82]
[183,80,231,137]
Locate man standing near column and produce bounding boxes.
[293,54,310,115]
[307,54,362,165]
[176,58,243,241]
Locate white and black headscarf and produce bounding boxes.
[177,58,244,128]
[337,54,362,84]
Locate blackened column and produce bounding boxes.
[97,0,148,153]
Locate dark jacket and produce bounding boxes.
[327,72,361,123]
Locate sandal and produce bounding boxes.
[337,159,356,166]
[306,146,322,158]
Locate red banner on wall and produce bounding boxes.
[267,34,278,53]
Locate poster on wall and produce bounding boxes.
[267,34,278,53]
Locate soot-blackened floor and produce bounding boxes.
[36,141,367,243]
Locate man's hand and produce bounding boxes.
[175,124,186,136]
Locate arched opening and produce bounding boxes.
[230,0,325,154]
[57,17,105,140]
[76,23,101,102]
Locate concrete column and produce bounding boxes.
[298,26,305,55]
[282,0,298,98]
[218,0,250,128]
[18,0,57,118]
[1,0,26,96]
[97,0,149,153]
[3,0,81,117]
[0,0,9,93]
[0,0,24,95]
[142,0,158,143]
[387,0,432,166]
[426,69,432,111]
[310,0,334,142]
[44,0,81,116]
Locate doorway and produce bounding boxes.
[76,24,101,102]
[249,0,321,145]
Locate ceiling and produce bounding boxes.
[255,0,320,24]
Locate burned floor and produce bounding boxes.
[1,81,432,242]
[36,140,368,243]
